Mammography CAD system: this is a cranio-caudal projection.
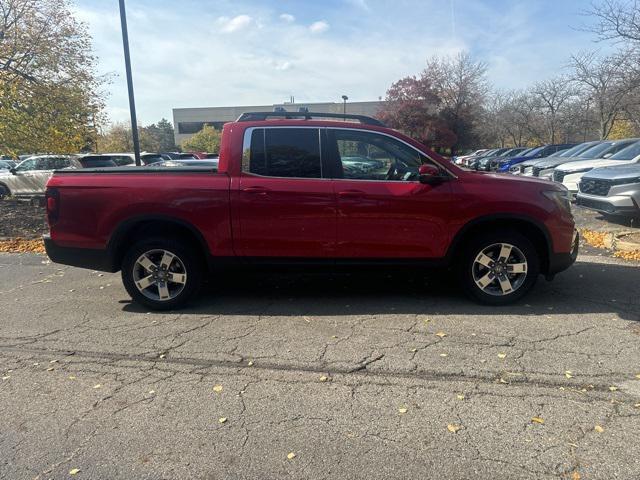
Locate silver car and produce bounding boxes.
[0,155,76,199]
[576,164,640,217]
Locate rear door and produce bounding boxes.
[327,128,453,259]
[235,127,335,258]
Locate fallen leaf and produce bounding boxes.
[635,374,640,379]
[571,471,581,480]
[439,353,448,357]
[435,331,447,338]
[213,385,223,393]
[531,417,545,424]
[398,407,408,414]
[69,468,81,475]
[219,417,227,424]
[148,390,155,394]
[565,372,574,379]
[247,361,254,366]
[499,378,508,384]
[447,424,461,433]
[635,403,640,408]
[609,386,618,392]
[287,452,296,460]
[49,359,58,364]
[159,354,166,359]
[68,376,76,380]
[303,316,311,322]
[2,376,10,380]
[46,367,54,371]
[594,425,604,433]
[410,348,418,353]
[319,375,329,382]
[497,353,506,359]
[456,394,465,401]
[93,384,102,389]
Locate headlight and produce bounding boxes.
[543,189,571,213]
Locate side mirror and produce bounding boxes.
[418,164,447,185]
[602,153,612,159]
[9,168,16,175]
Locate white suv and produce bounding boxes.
[552,140,640,194]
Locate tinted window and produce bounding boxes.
[15,159,37,171]
[112,155,134,166]
[608,141,640,160]
[141,154,164,165]
[334,129,429,181]
[577,142,615,159]
[80,157,117,168]
[248,128,321,178]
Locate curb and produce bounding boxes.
[601,230,640,252]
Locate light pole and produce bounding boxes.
[341,95,348,116]
[119,0,141,166]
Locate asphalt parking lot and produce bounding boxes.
[1,248,639,479]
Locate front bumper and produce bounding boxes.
[43,235,117,272]
[576,193,640,216]
[548,230,579,275]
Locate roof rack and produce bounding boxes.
[236,111,386,127]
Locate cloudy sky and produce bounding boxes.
[73,0,607,125]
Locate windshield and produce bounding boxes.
[559,142,598,158]
[577,142,616,159]
[523,147,543,157]
[608,141,640,161]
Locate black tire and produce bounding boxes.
[0,184,10,200]
[458,229,540,306]
[121,236,203,310]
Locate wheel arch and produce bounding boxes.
[447,214,553,274]
[107,215,210,272]
[0,182,11,197]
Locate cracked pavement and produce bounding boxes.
[0,248,639,479]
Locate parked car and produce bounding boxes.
[532,139,639,179]
[0,160,15,171]
[512,141,601,175]
[553,140,640,194]
[0,155,76,198]
[460,148,499,167]
[477,147,529,171]
[467,148,513,170]
[495,144,575,172]
[453,149,490,165]
[576,164,640,217]
[74,155,118,168]
[43,111,579,310]
[154,160,219,168]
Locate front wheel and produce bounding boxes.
[459,230,540,306]
[0,184,10,200]
[121,237,203,310]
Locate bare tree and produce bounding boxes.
[529,76,578,143]
[570,50,640,139]
[588,0,640,44]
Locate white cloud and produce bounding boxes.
[217,14,253,33]
[309,20,330,34]
[280,13,295,23]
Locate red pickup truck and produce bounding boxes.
[44,111,579,310]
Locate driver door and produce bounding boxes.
[7,158,38,195]
[327,128,453,259]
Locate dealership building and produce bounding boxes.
[172,100,385,145]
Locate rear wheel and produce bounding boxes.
[459,230,540,305]
[121,237,203,310]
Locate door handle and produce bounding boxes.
[338,190,365,198]
[242,186,269,195]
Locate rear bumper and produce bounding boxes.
[548,230,579,275]
[43,235,117,272]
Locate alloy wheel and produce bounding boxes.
[132,249,187,301]
[472,243,528,296]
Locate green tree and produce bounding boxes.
[0,0,105,155]
[181,125,221,153]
